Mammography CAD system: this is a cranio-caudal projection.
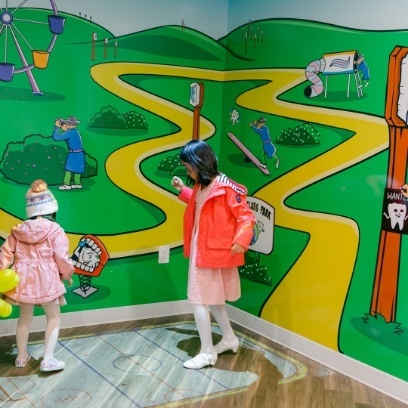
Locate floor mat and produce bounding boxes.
[0,321,306,407]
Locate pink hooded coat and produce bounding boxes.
[0,218,74,304]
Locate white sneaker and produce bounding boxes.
[276,158,280,168]
[259,163,267,169]
[71,184,82,189]
[40,358,65,372]
[15,353,31,368]
[58,185,71,190]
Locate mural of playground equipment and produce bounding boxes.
[0,0,65,94]
[304,50,370,98]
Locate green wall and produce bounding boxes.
[1,2,408,384]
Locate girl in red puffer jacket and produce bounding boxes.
[172,140,255,370]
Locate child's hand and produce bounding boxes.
[231,243,246,254]
[61,275,73,286]
[171,176,184,192]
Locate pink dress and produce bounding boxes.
[187,182,241,305]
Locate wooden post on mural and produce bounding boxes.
[244,31,248,54]
[91,33,97,60]
[189,82,204,140]
[104,38,108,59]
[370,46,408,321]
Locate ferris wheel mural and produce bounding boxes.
[0,0,65,95]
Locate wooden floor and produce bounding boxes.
[0,314,406,408]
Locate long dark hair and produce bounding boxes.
[180,140,218,186]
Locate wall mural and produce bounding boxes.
[0,0,407,385]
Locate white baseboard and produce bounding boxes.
[225,304,408,406]
[0,301,406,405]
[0,300,192,337]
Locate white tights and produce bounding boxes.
[17,302,61,362]
[209,305,236,342]
[192,304,236,354]
[16,303,34,360]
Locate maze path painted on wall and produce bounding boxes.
[0,63,389,349]
[90,63,389,349]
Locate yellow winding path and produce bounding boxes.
[242,71,388,348]
[91,63,389,349]
[0,63,388,349]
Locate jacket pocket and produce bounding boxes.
[203,238,232,265]
[207,237,231,249]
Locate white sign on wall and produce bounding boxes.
[247,196,274,255]
[189,82,202,107]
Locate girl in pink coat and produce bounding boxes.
[0,179,74,371]
[171,140,255,369]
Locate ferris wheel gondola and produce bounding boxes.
[0,0,65,95]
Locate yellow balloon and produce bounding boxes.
[0,269,20,293]
[0,298,12,318]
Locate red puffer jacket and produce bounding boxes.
[178,174,256,268]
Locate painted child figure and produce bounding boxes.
[249,117,280,169]
[0,179,74,371]
[172,140,256,369]
[355,53,370,87]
